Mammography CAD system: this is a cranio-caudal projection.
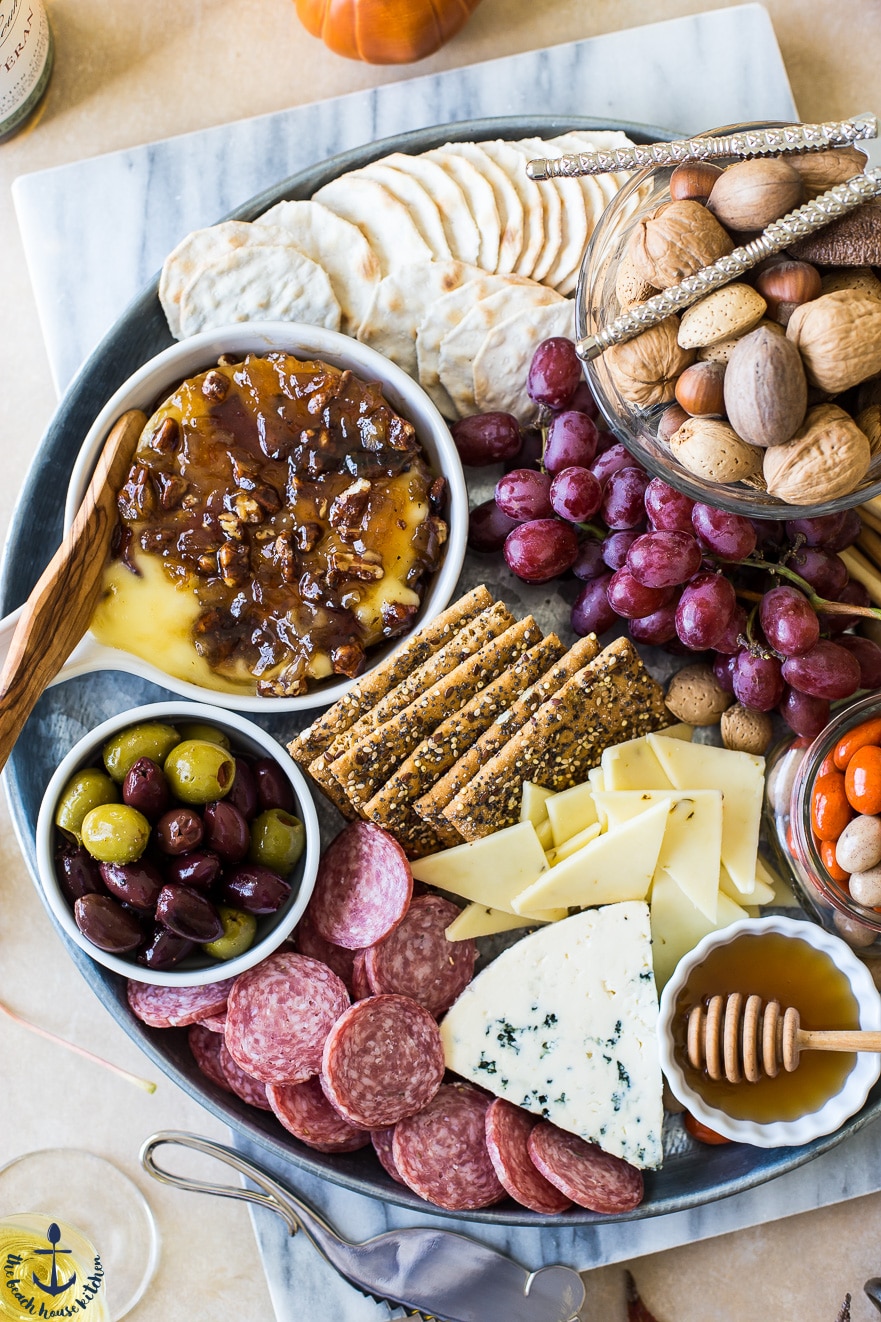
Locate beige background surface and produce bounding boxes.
[2,3,881,1319]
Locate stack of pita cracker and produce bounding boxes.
[159,132,636,423]
[288,585,671,858]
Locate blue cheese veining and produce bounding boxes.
[439,901,663,1169]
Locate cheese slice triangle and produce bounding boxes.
[444,903,542,940]
[439,902,663,1168]
[651,868,748,990]
[411,820,564,920]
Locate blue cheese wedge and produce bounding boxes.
[439,902,663,1169]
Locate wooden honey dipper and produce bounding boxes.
[686,994,881,1083]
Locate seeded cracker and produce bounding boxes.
[288,585,492,767]
[441,637,671,841]
[363,632,565,857]
[328,616,544,811]
[414,633,601,845]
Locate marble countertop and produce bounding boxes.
[4,3,881,1320]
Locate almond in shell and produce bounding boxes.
[723,325,807,447]
[603,316,694,407]
[678,283,766,349]
[786,290,881,392]
[762,403,871,503]
[669,417,763,484]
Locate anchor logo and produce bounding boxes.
[31,1222,77,1296]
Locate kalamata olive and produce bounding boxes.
[202,801,250,862]
[165,850,222,891]
[164,740,236,804]
[202,905,258,960]
[55,767,120,843]
[122,756,170,820]
[155,808,204,855]
[176,721,231,749]
[248,809,305,873]
[99,859,164,911]
[155,883,225,942]
[74,893,144,952]
[226,758,258,820]
[80,803,151,865]
[103,721,180,783]
[55,842,105,903]
[137,924,196,970]
[253,758,295,814]
[219,864,292,914]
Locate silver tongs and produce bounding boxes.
[140,1131,586,1322]
[525,113,881,362]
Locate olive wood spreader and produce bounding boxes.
[687,992,881,1084]
[0,408,146,773]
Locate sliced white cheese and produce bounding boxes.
[411,820,564,919]
[587,767,606,826]
[602,735,673,792]
[546,781,598,847]
[445,903,543,940]
[755,854,799,908]
[648,735,764,896]
[650,868,748,990]
[535,817,555,851]
[511,799,670,913]
[520,781,555,827]
[549,820,602,864]
[439,902,663,1168]
[719,864,775,908]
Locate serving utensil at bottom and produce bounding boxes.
[140,1131,586,1322]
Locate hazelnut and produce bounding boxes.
[665,663,733,726]
[657,403,689,444]
[669,160,724,204]
[720,703,773,754]
[674,361,726,417]
[755,260,822,324]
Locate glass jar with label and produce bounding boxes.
[0,0,53,143]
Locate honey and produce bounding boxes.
[673,931,860,1122]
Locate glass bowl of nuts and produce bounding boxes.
[576,122,881,518]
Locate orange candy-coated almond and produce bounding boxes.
[684,1113,731,1145]
[811,770,854,841]
[845,745,881,815]
[834,717,881,771]
[820,838,850,884]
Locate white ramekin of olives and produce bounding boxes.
[36,701,320,986]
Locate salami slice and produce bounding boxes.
[392,1082,506,1212]
[351,949,372,1000]
[188,1023,233,1094]
[320,995,444,1128]
[308,821,412,949]
[363,894,477,1016]
[294,910,359,995]
[267,1077,370,1153]
[199,1012,227,1034]
[484,1099,572,1215]
[370,1127,405,1184]
[224,952,349,1084]
[527,1122,644,1214]
[127,977,235,1029]
[218,1040,272,1111]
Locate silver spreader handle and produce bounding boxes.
[527,113,877,180]
[576,167,881,362]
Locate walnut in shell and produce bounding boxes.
[857,404,881,456]
[723,325,807,447]
[787,146,867,200]
[762,403,871,503]
[603,316,694,407]
[669,417,763,484]
[625,199,734,290]
[786,289,881,392]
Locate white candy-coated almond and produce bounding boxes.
[848,864,881,908]
[835,815,881,875]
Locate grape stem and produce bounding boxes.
[742,555,881,622]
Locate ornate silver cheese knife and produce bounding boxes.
[140,1131,586,1322]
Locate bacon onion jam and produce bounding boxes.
[92,354,447,696]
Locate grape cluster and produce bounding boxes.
[456,337,881,741]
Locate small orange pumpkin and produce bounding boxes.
[295,0,483,65]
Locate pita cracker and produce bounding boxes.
[356,260,479,378]
[507,139,562,284]
[378,151,481,267]
[479,140,546,280]
[357,162,452,261]
[442,140,525,274]
[178,243,340,338]
[425,147,501,274]
[312,174,433,274]
[473,299,575,423]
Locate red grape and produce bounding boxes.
[780,640,861,700]
[691,504,757,561]
[750,518,785,550]
[780,686,831,740]
[759,586,820,657]
[451,412,521,465]
[713,652,738,694]
[573,539,606,580]
[824,508,862,552]
[819,578,872,635]
[626,530,702,588]
[526,337,582,409]
[544,411,599,472]
[628,602,679,645]
[675,573,737,649]
[468,499,520,553]
[787,546,848,599]
[561,380,600,420]
[601,467,650,530]
[504,519,579,583]
[602,531,640,571]
[732,650,784,712]
[549,466,602,522]
[591,443,639,489]
[495,468,553,520]
[712,604,748,655]
[784,513,847,547]
[508,426,543,471]
[644,478,695,533]
[838,635,881,690]
[607,569,675,619]
[572,575,617,635]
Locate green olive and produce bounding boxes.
[248,809,305,874]
[176,722,231,750]
[164,739,236,805]
[55,768,120,843]
[202,905,258,960]
[80,803,151,864]
[103,721,180,783]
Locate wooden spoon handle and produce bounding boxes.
[0,408,146,772]
[799,1029,881,1053]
